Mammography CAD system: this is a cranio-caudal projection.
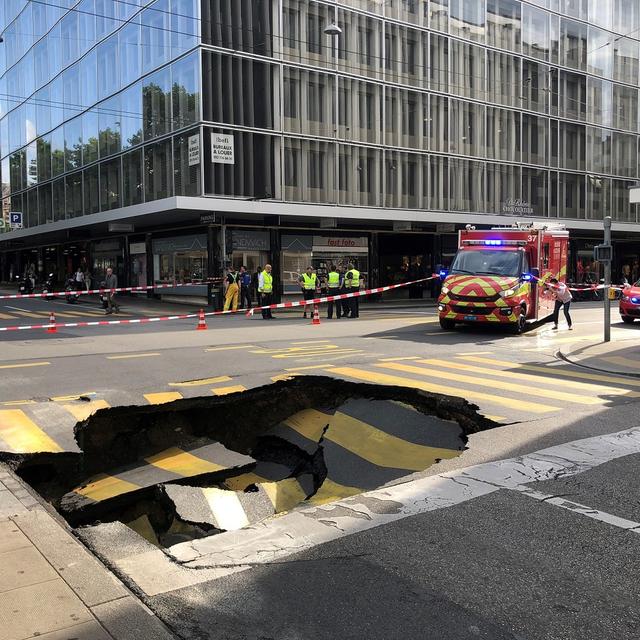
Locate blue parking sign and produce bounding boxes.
[9,212,23,229]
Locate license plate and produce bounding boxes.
[464,315,478,321]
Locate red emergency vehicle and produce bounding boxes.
[438,223,569,333]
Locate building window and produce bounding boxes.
[84,165,100,214]
[172,52,200,130]
[143,68,172,140]
[144,139,173,201]
[122,148,143,206]
[65,172,83,218]
[173,131,201,197]
[100,158,121,211]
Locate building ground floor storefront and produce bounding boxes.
[2,204,640,306]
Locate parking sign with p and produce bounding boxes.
[9,212,23,229]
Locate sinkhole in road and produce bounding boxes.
[2,376,495,549]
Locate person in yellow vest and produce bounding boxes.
[223,266,240,312]
[258,263,274,319]
[298,265,318,319]
[326,264,343,319]
[344,263,361,318]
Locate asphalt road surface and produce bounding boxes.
[1,295,640,639]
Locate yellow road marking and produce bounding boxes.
[600,355,640,370]
[204,345,256,352]
[51,392,96,402]
[309,478,362,505]
[12,311,44,318]
[458,356,640,389]
[0,361,50,370]
[0,313,14,319]
[331,366,557,414]
[107,353,161,360]
[456,351,493,356]
[483,415,506,422]
[144,392,183,405]
[251,345,341,354]
[0,400,36,406]
[168,376,232,387]
[212,385,247,395]
[272,349,362,359]
[290,340,332,345]
[74,474,140,502]
[271,374,296,382]
[223,472,269,491]
[418,358,626,397]
[283,409,332,442]
[285,364,336,371]
[202,487,249,530]
[145,447,226,475]
[63,399,110,422]
[0,410,63,453]
[377,362,602,406]
[261,478,308,513]
[378,356,421,362]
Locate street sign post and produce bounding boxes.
[9,212,23,229]
[598,217,612,343]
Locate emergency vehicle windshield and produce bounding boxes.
[450,250,523,277]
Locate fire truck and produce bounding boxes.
[437,223,569,333]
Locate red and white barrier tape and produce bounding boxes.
[0,279,222,300]
[0,276,437,333]
[533,276,629,293]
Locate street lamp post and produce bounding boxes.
[324,23,342,206]
[603,216,611,343]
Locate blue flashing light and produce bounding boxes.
[632,297,639,304]
[483,239,503,246]
[521,273,533,281]
[439,269,448,280]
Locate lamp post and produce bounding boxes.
[324,23,342,206]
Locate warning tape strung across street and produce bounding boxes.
[0,279,222,300]
[0,276,437,333]
[532,276,629,293]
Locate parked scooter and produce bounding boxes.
[16,274,34,295]
[65,277,80,304]
[42,273,56,299]
[99,281,109,310]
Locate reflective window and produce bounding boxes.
[612,84,638,131]
[25,141,37,187]
[95,0,117,40]
[559,122,585,171]
[173,130,201,196]
[51,126,65,177]
[338,145,381,206]
[171,52,201,130]
[613,37,639,85]
[450,40,485,99]
[36,135,51,182]
[612,179,634,222]
[587,27,612,78]
[561,18,587,71]
[33,40,49,89]
[450,0,485,43]
[449,158,485,211]
[99,95,122,158]
[430,0,449,32]
[487,163,521,213]
[143,67,171,140]
[486,0,521,52]
[612,132,636,177]
[487,51,520,108]
[283,138,334,203]
[384,23,427,88]
[563,0,587,21]
[97,35,119,101]
[171,0,200,56]
[144,138,173,201]
[80,49,98,112]
[429,155,449,210]
[560,71,587,121]
[121,83,143,149]
[486,107,520,162]
[84,164,100,214]
[559,172,584,218]
[586,127,611,174]
[100,158,121,210]
[52,178,65,222]
[450,99,485,157]
[614,0,639,35]
[62,66,81,121]
[123,148,144,205]
[522,114,548,165]
[82,109,99,164]
[429,95,449,153]
[38,183,53,225]
[119,20,142,88]
[50,76,65,131]
[141,0,171,73]
[522,167,548,217]
[430,34,449,92]
[78,0,97,53]
[64,117,83,172]
[60,10,79,68]
[587,78,613,127]
[65,172,83,218]
[588,0,612,30]
[338,78,381,144]
[586,175,610,221]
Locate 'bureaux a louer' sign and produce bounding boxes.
[211,134,235,164]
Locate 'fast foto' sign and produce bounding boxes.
[211,133,235,164]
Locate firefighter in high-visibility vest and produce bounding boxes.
[258,264,274,319]
[223,267,240,312]
[299,266,318,319]
[326,265,343,319]
[344,263,361,318]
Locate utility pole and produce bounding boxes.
[603,216,612,343]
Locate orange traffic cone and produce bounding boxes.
[311,304,321,325]
[196,308,207,330]
[46,312,57,333]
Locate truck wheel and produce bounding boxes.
[439,318,456,331]
[622,316,635,324]
[513,308,527,334]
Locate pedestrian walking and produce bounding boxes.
[74,267,85,291]
[104,267,120,315]
[258,264,274,319]
[299,266,318,319]
[223,266,240,312]
[84,268,92,291]
[240,266,252,309]
[345,263,361,318]
[549,277,572,330]
[326,264,342,319]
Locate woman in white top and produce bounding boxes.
[548,277,572,330]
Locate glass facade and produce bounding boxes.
[1,0,640,233]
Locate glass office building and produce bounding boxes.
[1,0,640,293]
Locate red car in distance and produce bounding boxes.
[620,281,640,324]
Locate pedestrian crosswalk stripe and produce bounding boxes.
[212,385,247,395]
[285,364,336,371]
[63,399,110,422]
[309,477,362,505]
[0,361,50,370]
[283,408,331,442]
[271,374,297,382]
[74,474,141,502]
[222,472,270,492]
[458,356,640,389]
[377,362,602,406]
[145,447,226,475]
[0,409,63,453]
[144,392,183,405]
[418,358,622,397]
[331,366,557,414]
[12,311,43,318]
[202,487,250,530]
[168,376,232,387]
[261,478,308,513]
[0,313,14,319]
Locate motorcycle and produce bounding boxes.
[99,281,109,310]
[42,273,56,299]
[65,277,80,304]
[16,274,34,295]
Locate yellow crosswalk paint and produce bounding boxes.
[144,392,183,405]
[0,362,49,370]
[309,478,362,505]
[0,313,14,319]
[0,410,63,453]
[204,345,256,352]
[261,478,308,513]
[212,385,247,395]
[458,356,640,389]
[168,376,232,387]
[418,358,624,397]
[145,447,226,475]
[12,311,44,318]
[283,409,331,442]
[377,362,602,406]
[271,374,296,382]
[251,345,341,354]
[290,340,332,345]
[202,488,250,530]
[63,399,110,422]
[107,353,161,360]
[331,366,557,414]
[223,472,269,492]
[74,474,140,502]
[285,364,336,371]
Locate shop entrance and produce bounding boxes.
[231,251,269,275]
[378,233,433,298]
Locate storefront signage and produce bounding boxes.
[152,234,207,254]
[9,212,23,229]
[312,236,368,253]
[393,221,412,231]
[129,242,146,255]
[200,213,216,225]
[188,134,200,166]
[502,198,534,215]
[232,230,270,251]
[211,134,235,164]
[109,223,134,232]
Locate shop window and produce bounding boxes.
[152,235,207,284]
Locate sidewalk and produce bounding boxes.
[0,463,177,640]
[558,329,640,376]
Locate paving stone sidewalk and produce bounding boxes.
[0,463,178,640]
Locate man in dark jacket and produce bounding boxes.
[104,267,120,315]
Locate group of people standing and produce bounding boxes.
[222,263,362,320]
